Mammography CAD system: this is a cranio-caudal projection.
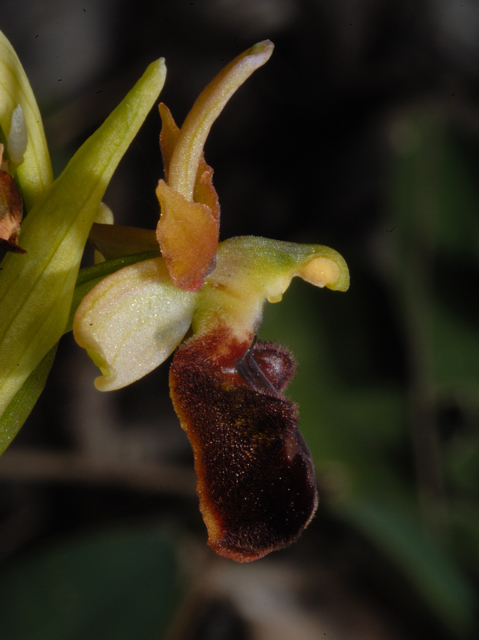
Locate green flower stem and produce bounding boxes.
[0,59,166,422]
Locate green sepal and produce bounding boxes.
[0,250,159,450]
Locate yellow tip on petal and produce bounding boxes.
[299,255,349,291]
[192,237,349,342]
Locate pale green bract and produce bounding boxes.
[74,258,198,391]
[0,30,166,453]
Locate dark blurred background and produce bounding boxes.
[1,0,479,638]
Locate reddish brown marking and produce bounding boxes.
[170,325,318,562]
[0,169,26,254]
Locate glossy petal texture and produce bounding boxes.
[0,31,53,209]
[0,58,166,420]
[73,258,197,391]
[170,326,318,562]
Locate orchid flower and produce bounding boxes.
[75,41,350,562]
[0,31,166,453]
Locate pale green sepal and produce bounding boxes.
[66,250,160,333]
[0,251,159,445]
[194,236,349,339]
[0,31,53,208]
[0,59,166,419]
[0,344,57,455]
[73,258,197,391]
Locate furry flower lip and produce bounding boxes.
[170,327,319,562]
[74,41,350,561]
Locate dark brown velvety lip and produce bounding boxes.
[169,325,318,562]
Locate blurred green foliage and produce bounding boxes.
[260,107,479,637]
[0,524,183,640]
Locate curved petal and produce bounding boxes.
[0,31,53,208]
[157,42,272,292]
[167,41,274,201]
[73,258,197,390]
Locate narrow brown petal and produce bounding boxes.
[158,103,180,182]
[89,223,158,260]
[156,180,218,292]
[193,165,220,226]
[157,103,220,289]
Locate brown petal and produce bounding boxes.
[159,103,220,234]
[158,103,180,182]
[89,223,159,260]
[156,180,218,292]
[170,326,318,562]
[193,165,220,227]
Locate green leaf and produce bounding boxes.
[0,58,166,435]
[342,500,475,636]
[0,251,159,451]
[0,344,57,454]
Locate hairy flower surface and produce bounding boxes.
[73,42,350,561]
